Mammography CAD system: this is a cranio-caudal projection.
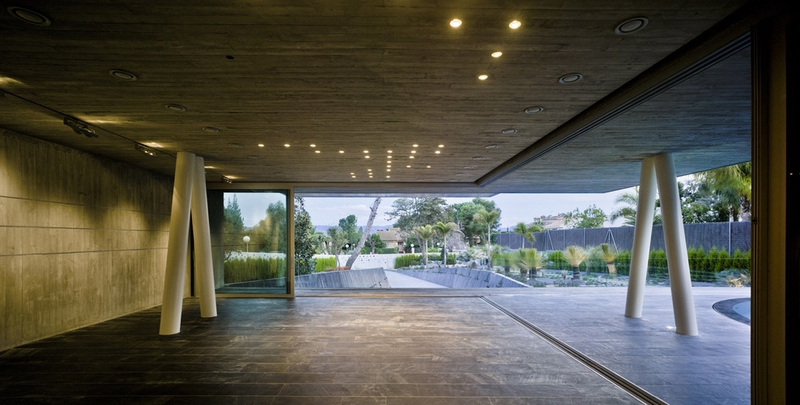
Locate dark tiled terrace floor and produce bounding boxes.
[0,286,750,404]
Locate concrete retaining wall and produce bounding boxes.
[295,268,390,288]
[395,268,528,288]
[1,129,174,351]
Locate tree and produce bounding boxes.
[473,209,501,268]
[364,233,386,253]
[432,221,457,266]
[413,224,435,265]
[384,197,448,231]
[609,187,662,226]
[345,198,381,269]
[564,204,607,229]
[512,248,544,279]
[252,201,287,252]
[564,245,589,279]
[223,195,246,259]
[694,162,751,221]
[512,222,543,249]
[338,214,361,246]
[294,196,316,275]
[326,227,349,268]
[451,198,500,245]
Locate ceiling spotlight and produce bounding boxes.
[501,128,517,134]
[412,144,418,147]
[7,6,51,26]
[228,142,243,148]
[202,126,221,133]
[165,104,187,112]
[258,143,265,147]
[509,20,521,29]
[450,18,462,28]
[248,155,260,159]
[524,106,545,114]
[491,51,503,58]
[478,74,488,80]
[615,17,649,35]
[409,156,415,159]
[387,150,393,153]
[284,143,291,147]
[222,176,233,184]
[558,73,583,84]
[109,69,138,81]
[363,150,369,153]
[485,144,498,149]
[310,144,316,147]
[63,117,97,138]
[438,144,444,148]
[365,155,370,159]
[315,150,321,154]
[339,150,344,153]
[472,156,485,160]
[406,165,411,168]
[435,150,441,154]
[135,143,157,156]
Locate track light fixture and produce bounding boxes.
[135,143,157,156]
[63,116,97,138]
[222,176,233,184]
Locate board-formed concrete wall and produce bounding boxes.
[0,129,174,351]
[395,268,528,288]
[295,268,390,288]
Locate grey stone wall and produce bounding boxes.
[0,129,174,351]
[295,268,390,288]
[396,268,528,288]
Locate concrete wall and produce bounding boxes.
[0,129,173,351]
[396,268,529,288]
[295,268,389,288]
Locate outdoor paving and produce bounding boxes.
[384,270,449,288]
[0,286,750,404]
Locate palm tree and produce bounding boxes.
[563,245,589,280]
[610,187,662,226]
[413,224,435,265]
[432,221,457,266]
[512,222,543,249]
[512,248,544,279]
[597,243,617,278]
[473,209,501,268]
[695,162,751,221]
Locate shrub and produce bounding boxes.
[731,249,750,271]
[547,250,570,270]
[395,254,422,268]
[314,256,337,272]
[224,256,286,283]
[648,249,668,276]
[376,247,399,254]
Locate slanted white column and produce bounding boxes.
[654,153,698,336]
[160,152,196,335]
[191,156,217,318]
[625,157,656,318]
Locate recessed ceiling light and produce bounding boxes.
[411,150,417,154]
[387,169,391,172]
[365,155,370,159]
[284,144,290,147]
[352,175,356,178]
[363,150,369,153]
[202,126,221,133]
[406,165,411,168]
[426,165,431,168]
[509,20,521,29]
[258,143,265,147]
[478,74,488,80]
[558,73,583,84]
[438,144,445,148]
[315,150,321,154]
[387,160,392,164]
[222,176,233,184]
[387,150,393,153]
[450,18,462,28]
[463,166,475,169]
[8,7,51,26]
[165,104,187,112]
[204,165,215,169]
[109,69,138,81]
[501,128,517,134]
[473,156,485,160]
[386,175,391,178]
[409,156,415,159]
[491,51,503,58]
[387,165,391,168]
[248,155,260,159]
[350,172,355,175]
[367,169,372,172]
[228,142,243,148]
[310,144,316,147]
[387,155,393,159]
[485,144,498,149]
[339,150,345,153]
[615,17,649,35]
[524,106,545,114]
[435,150,441,154]
[412,144,418,147]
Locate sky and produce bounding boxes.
[228,188,642,231]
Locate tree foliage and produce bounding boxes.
[384,197,448,231]
[251,201,287,252]
[473,209,501,267]
[294,196,316,275]
[450,198,500,245]
[223,195,246,259]
[564,204,607,229]
[413,224,436,265]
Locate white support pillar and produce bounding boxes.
[654,153,698,336]
[160,152,196,335]
[625,157,657,318]
[191,156,217,318]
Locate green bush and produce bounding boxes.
[731,249,750,271]
[395,254,422,268]
[547,251,570,270]
[314,256,337,272]
[648,249,668,276]
[376,247,399,254]
[224,256,286,283]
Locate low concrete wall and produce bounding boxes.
[295,268,390,289]
[395,268,529,288]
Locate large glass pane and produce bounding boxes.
[215,191,289,295]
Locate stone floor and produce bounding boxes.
[0,286,750,404]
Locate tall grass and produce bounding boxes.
[314,256,337,272]
[224,257,286,283]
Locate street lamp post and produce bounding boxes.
[243,235,250,253]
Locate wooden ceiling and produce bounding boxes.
[0,0,755,194]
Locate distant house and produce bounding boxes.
[534,215,567,230]
[376,228,405,250]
